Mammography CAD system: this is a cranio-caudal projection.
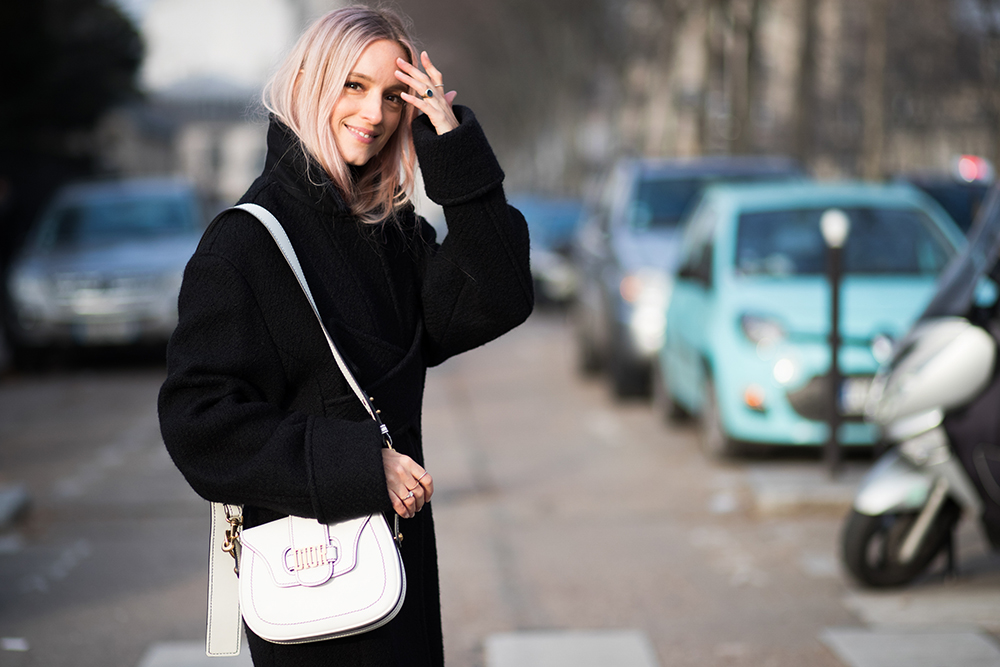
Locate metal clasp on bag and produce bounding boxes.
[221,506,243,575]
[370,395,394,450]
[371,396,403,545]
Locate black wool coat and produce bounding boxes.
[158,106,533,667]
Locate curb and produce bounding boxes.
[746,463,868,516]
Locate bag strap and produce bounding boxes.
[233,203,393,445]
[205,202,399,657]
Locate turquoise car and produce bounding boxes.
[654,182,966,456]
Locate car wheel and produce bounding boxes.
[9,344,50,372]
[609,336,647,399]
[572,308,602,376]
[842,500,961,588]
[699,377,738,457]
[651,360,687,423]
[576,331,602,376]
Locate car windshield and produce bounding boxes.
[628,172,798,231]
[35,195,199,250]
[735,207,955,276]
[910,182,989,233]
[514,200,583,249]
[627,179,704,230]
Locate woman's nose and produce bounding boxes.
[360,92,383,124]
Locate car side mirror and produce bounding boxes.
[678,246,713,287]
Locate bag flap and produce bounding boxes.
[240,514,371,588]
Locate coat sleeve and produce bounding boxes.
[411,105,534,366]
[157,241,391,524]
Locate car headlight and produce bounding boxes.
[10,274,47,307]
[622,270,672,354]
[740,313,786,345]
[772,357,799,385]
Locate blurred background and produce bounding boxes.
[4,0,1000,242]
[4,1,1000,666]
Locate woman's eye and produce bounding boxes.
[386,94,402,105]
[345,81,362,91]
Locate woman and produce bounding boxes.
[157,6,532,666]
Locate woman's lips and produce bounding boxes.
[346,125,378,144]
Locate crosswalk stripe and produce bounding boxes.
[136,641,252,667]
[486,629,660,667]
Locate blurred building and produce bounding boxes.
[599,0,999,181]
[94,0,315,208]
[96,84,267,210]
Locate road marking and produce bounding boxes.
[52,410,158,500]
[821,627,1000,667]
[844,589,1000,632]
[486,630,660,667]
[136,641,252,667]
[18,539,91,594]
[1,637,29,652]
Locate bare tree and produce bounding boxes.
[860,0,888,179]
[793,0,818,166]
[972,0,1000,165]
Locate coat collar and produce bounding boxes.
[263,115,350,215]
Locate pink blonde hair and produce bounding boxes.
[263,6,418,225]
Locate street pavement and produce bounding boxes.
[0,311,998,666]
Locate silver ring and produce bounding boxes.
[433,84,444,89]
[404,490,414,500]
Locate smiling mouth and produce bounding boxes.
[346,125,379,143]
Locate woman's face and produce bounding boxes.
[331,39,408,166]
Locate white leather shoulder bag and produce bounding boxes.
[205,203,405,656]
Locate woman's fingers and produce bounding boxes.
[394,52,459,135]
[420,50,444,87]
[383,449,433,518]
[389,489,410,518]
[416,470,434,499]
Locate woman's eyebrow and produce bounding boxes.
[348,71,407,92]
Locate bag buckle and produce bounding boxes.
[221,506,243,575]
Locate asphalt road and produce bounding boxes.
[1,312,998,667]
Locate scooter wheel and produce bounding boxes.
[842,501,960,588]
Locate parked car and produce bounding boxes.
[655,182,966,456]
[4,178,204,364]
[896,155,994,234]
[571,156,804,397]
[507,194,584,305]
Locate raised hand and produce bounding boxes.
[396,51,459,135]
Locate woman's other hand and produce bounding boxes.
[396,51,459,135]
[383,448,434,518]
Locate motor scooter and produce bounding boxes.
[842,186,1000,587]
